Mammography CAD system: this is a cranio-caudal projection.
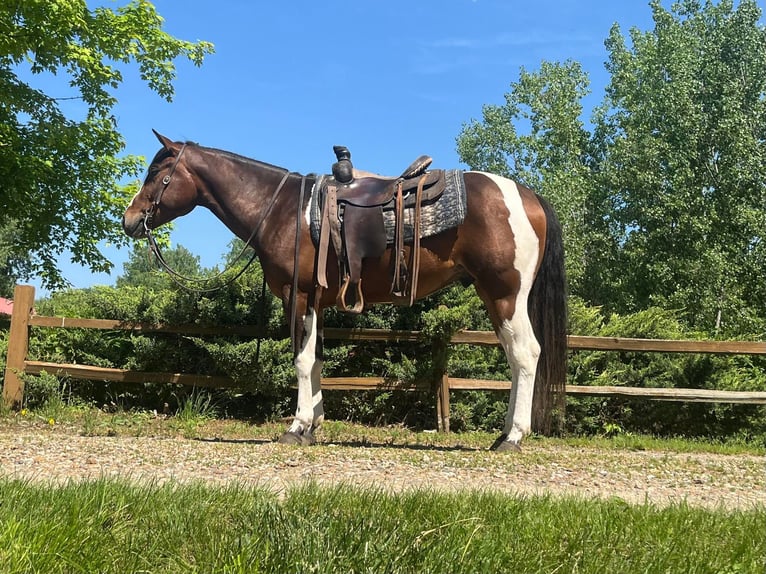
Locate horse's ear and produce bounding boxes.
[152,129,178,151]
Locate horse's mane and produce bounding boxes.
[147,140,303,183]
[194,142,294,177]
[148,146,174,168]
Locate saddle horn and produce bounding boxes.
[332,145,354,184]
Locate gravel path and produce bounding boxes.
[1,427,763,510]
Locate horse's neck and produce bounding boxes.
[194,150,292,242]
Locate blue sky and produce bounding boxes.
[28,0,755,292]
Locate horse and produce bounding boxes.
[122,130,568,452]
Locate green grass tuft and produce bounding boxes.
[0,478,762,574]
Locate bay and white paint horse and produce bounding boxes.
[122,131,567,451]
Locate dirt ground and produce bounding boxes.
[1,423,763,510]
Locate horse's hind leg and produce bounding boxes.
[465,172,546,452]
[278,293,325,446]
[474,263,540,452]
[492,301,540,452]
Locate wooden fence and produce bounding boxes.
[3,284,766,431]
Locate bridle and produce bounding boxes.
[143,143,188,235]
[140,143,294,294]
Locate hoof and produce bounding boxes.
[489,433,522,453]
[277,430,316,446]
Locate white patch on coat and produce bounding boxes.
[304,185,313,228]
[478,172,540,292]
[127,186,143,210]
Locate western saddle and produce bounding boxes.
[316,146,446,313]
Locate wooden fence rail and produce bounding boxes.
[4,284,766,432]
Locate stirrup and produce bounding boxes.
[337,277,365,314]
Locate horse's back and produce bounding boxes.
[455,172,548,280]
[462,171,548,238]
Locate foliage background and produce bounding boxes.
[0,0,213,290]
[10,242,764,442]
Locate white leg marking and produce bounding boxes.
[497,317,540,443]
[479,173,541,444]
[297,186,321,428]
[290,308,319,433]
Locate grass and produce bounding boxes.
[1,406,763,572]
[171,389,221,437]
[0,478,762,574]
[540,432,766,456]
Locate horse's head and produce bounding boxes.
[122,130,198,238]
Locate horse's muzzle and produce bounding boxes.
[122,214,147,239]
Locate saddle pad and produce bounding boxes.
[309,169,467,245]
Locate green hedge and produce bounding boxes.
[5,270,765,442]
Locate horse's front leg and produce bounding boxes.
[278,303,324,446]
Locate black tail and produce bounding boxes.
[529,195,568,435]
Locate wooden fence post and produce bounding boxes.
[437,373,450,433]
[432,338,451,433]
[3,284,34,409]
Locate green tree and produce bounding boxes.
[456,1,766,335]
[117,242,204,290]
[0,220,33,297]
[595,0,766,333]
[456,60,593,292]
[0,0,213,289]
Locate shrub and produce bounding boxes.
[11,273,765,442]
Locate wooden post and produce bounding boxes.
[432,337,451,433]
[3,285,34,409]
[437,373,450,433]
[436,381,442,431]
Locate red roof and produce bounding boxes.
[0,297,13,316]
